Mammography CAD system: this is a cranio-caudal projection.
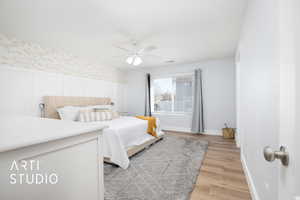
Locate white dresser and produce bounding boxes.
[0,116,107,200]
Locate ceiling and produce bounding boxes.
[0,0,247,69]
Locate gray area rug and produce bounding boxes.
[104,134,208,200]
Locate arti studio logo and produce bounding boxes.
[9,160,58,185]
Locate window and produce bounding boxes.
[151,75,193,113]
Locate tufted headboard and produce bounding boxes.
[43,96,111,119]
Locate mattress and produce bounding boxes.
[86,116,163,169]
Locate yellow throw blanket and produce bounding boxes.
[136,116,157,137]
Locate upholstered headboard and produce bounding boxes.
[43,96,111,119]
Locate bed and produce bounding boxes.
[43,96,164,169]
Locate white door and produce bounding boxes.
[295,0,300,198]
[263,0,299,199]
[277,0,298,199]
[237,0,299,199]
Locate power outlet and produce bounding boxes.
[264,182,270,191]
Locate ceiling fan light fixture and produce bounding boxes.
[126,56,134,65]
[133,56,142,66]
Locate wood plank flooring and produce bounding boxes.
[165,131,252,200]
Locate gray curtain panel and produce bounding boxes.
[144,73,152,116]
[191,69,204,133]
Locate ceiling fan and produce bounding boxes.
[113,41,175,66]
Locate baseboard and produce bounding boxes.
[241,151,260,200]
[203,129,222,136]
[162,126,191,133]
[162,127,222,136]
[235,129,241,148]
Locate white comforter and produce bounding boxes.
[87,116,163,169]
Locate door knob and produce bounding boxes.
[263,146,289,166]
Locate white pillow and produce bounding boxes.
[57,105,112,121]
[78,110,113,122]
[92,105,112,110]
[57,106,82,121]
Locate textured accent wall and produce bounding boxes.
[0,34,125,83]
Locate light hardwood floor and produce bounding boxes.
[166,131,252,200]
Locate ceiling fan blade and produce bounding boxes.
[138,46,157,54]
[113,45,132,52]
[142,53,176,63]
[142,53,166,59]
[144,45,157,52]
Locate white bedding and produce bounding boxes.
[86,116,163,169]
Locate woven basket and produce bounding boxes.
[222,128,235,139]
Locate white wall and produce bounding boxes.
[237,0,280,199]
[0,34,127,117]
[0,66,126,117]
[0,34,125,82]
[125,58,236,134]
